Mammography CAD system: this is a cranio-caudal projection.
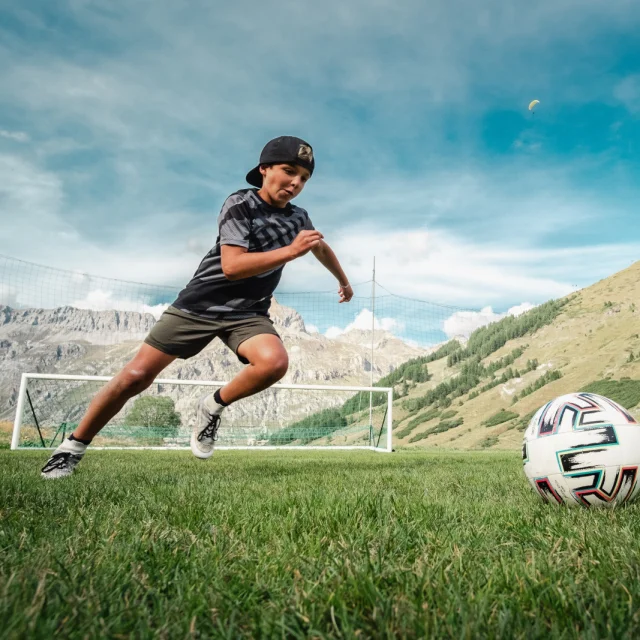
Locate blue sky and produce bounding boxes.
[1,0,639,339]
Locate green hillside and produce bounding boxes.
[282,260,640,450]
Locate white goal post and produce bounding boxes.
[11,373,393,453]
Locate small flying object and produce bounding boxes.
[528,99,540,114]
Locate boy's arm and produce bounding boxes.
[221,230,323,280]
[311,240,353,303]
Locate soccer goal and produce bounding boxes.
[11,373,393,452]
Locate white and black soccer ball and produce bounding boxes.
[523,392,639,507]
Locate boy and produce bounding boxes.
[41,136,353,478]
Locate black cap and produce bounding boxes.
[246,136,314,187]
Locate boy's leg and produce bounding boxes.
[72,344,177,441]
[41,344,176,478]
[220,334,289,404]
[191,334,288,459]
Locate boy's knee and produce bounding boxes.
[119,366,156,396]
[272,354,289,380]
[256,351,288,381]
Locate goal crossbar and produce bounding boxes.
[11,373,394,452]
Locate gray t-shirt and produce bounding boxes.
[173,189,314,319]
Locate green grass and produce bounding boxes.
[479,435,500,449]
[397,408,441,438]
[482,409,519,428]
[581,379,640,409]
[513,410,537,432]
[409,418,465,443]
[3,450,640,638]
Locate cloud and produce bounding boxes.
[2,149,638,315]
[0,0,639,320]
[282,224,620,307]
[0,252,180,314]
[507,302,536,317]
[278,160,640,307]
[0,130,29,142]
[443,307,503,339]
[71,271,90,284]
[70,289,169,318]
[325,308,404,339]
[0,154,65,223]
[614,75,640,114]
[0,152,213,287]
[512,135,542,153]
[0,283,20,307]
[2,0,638,167]
[443,301,537,339]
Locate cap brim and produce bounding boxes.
[246,166,262,187]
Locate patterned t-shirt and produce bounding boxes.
[173,189,314,319]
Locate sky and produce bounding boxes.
[1,0,639,342]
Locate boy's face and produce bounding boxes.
[258,163,310,208]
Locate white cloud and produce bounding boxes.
[0,129,29,142]
[507,302,536,317]
[324,308,404,339]
[0,0,639,317]
[0,154,64,223]
[281,214,640,309]
[186,238,209,256]
[272,155,640,307]
[2,150,638,315]
[0,152,210,288]
[70,289,169,319]
[512,135,542,152]
[443,301,537,339]
[443,307,503,339]
[0,283,20,307]
[286,226,570,306]
[71,271,90,284]
[614,75,640,114]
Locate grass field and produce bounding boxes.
[3,450,640,638]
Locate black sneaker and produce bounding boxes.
[41,439,87,479]
[191,394,224,459]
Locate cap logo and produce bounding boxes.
[297,144,313,163]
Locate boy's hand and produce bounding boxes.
[289,230,324,258]
[338,283,353,303]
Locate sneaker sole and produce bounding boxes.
[41,470,74,479]
[190,430,214,459]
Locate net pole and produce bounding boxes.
[375,406,388,448]
[369,257,375,441]
[11,373,29,450]
[387,388,393,452]
[26,389,46,447]
[49,422,68,448]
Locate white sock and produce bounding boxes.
[57,438,88,455]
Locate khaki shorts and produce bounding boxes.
[144,306,280,364]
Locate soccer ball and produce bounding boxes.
[523,392,639,507]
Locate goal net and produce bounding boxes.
[11,374,393,452]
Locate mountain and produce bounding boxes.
[0,298,427,437]
[4,261,638,450]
